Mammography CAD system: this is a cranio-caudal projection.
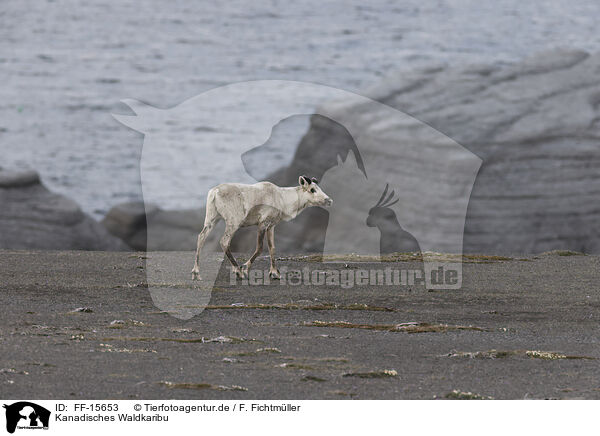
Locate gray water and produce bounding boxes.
[3,0,600,218]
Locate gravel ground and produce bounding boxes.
[1,250,599,399]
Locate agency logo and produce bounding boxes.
[113,80,481,319]
[3,402,50,434]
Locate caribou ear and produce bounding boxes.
[311,177,318,184]
[299,175,310,186]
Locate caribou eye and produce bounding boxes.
[310,188,316,193]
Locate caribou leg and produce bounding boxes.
[241,226,266,275]
[191,216,219,280]
[221,223,245,279]
[266,226,280,279]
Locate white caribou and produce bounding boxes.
[191,176,333,280]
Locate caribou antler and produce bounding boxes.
[373,184,399,208]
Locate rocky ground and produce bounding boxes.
[1,250,599,399]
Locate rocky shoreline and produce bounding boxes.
[0,169,126,251]
[3,49,600,253]
[106,49,600,255]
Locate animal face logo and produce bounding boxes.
[3,402,50,434]
[113,80,481,319]
[367,184,421,254]
[367,184,399,227]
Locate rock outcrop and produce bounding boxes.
[104,49,600,254]
[0,170,128,250]
[102,202,204,251]
[260,48,600,254]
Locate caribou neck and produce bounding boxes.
[280,186,309,220]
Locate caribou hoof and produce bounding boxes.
[191,269,201,281]
[233,266,247,279]
[269,269,281,280]
[240,263,252,279]
[242,268,249,279]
